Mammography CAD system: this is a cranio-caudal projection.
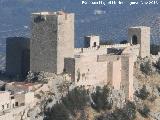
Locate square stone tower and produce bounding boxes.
[84,35,100,48]
[30,11,74,74]
[128,26,150,58]
[6,37,30,79]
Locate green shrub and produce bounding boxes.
[44,103,70,120]
[155,58,160,70]
[140,60,153,75]
[125,101,136,120]
[97,101,136,120]
[150,44,160,55]
[35,94,41,99]
[91,85,112,112]
[44,87,90,119]
[135,85,150,100]
[61,86,89,114]
[157,86,160,93]
[138,105,150,118]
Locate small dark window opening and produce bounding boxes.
[7,104,9,108]
[34,15,45,23]
[93,42,97,47]
[11,96,14,99]
[132,35,138,45]
[15,102,18,107]
[2,105,4,110]
[85,40,90,47]
[87,40,90,46]
[63,68,66,73]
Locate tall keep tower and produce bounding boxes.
[128,26,150,58]
[30,11,74,74]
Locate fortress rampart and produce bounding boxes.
[5,10,151,101]
[74,43,130,53]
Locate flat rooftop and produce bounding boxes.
[85,35,99,37]
[129,26,150,29]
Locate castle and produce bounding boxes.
[6,11,150,100]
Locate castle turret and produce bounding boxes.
[128,26,150,58]
[30,11,74,74]
[84,35,100,48]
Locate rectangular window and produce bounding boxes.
[15,102,18,107]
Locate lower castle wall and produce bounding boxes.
[64,54,134,100]
[74,55,108,86]
[65,55,122,90]
[74,43,130,56]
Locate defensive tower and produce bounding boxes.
[30,11,74,74]
[128,26,150,58]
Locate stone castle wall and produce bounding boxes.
[64,54,134,100]
[74,43,130,54]
[121,55,134,100]
[66,55,108,86]
[111,58,122,90]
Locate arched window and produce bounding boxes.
[132,35,138,45]
[93,42,97,47]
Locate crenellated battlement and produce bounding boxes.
[74,43,130,53]
[100,43,130,48]
[97,54,133,62]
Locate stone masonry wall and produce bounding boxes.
[121,55,134,100]
[57,13,74,74]
[74,55,108,86]
[6,37,30,78]
[65,54,133,100]
[141,27,150,58]
[112,58,121,90]
[30,14,58,73]
[30,12,74,74]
